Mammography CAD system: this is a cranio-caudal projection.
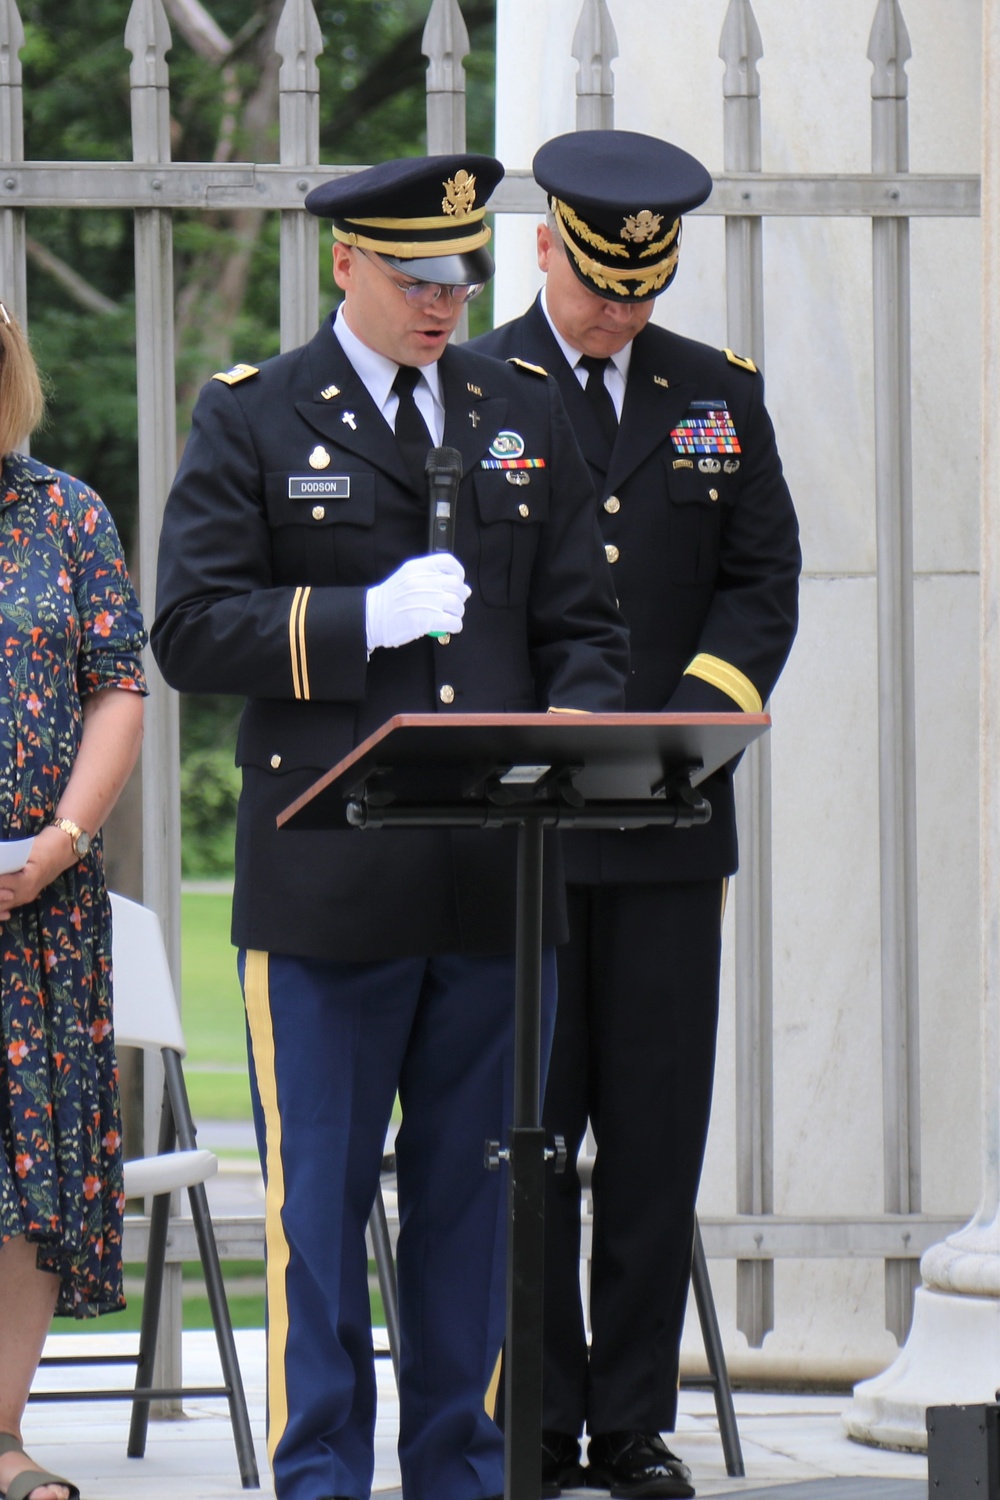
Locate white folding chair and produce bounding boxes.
[32,892,259,1488]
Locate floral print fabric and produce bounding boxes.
[0,453,146,1316]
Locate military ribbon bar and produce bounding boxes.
[670,406,741,455]
[479,457,547,469]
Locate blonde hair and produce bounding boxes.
[0,302,45,455]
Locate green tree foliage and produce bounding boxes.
[16,0,495,876]
[21,0,496,542]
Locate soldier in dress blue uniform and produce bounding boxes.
[151,154,628,1500]
[470,131,801,1499]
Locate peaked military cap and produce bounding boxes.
[533,130,712,302]
[305,153,504,286]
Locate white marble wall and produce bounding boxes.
[492,0,984,1381]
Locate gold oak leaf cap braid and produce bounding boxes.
[533,129,712,303]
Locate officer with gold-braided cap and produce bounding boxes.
[471,130,800,1499]
[152,151,628,1500]
[533,129,712,302]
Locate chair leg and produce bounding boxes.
[127,1185,172,1458]
[369,1179,400,1386]
[690,1215,744,1477]
[164,1049,260,1488]
[128,1073,177,1459]
[187,1178,260,1489]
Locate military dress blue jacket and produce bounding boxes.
[470,296,801,883]
[152,319,628,961]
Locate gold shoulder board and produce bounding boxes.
[723,348,757,374]
[508,357,549,378]
[212,363,260,386]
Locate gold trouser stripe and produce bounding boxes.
[332,224,492,258]
[683,653,762,714]
[288,586,311,701]
[484,1348,503,1418]
[243,950,291,1463]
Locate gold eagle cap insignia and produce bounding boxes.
[442,170,477,217]
[212,362,259,385]
[621,209,664,244]
[508,357,549,378]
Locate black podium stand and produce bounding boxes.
[279,711,768,1500]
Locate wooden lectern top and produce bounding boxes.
[278,711,770,833]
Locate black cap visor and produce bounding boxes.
[381,244,495,286]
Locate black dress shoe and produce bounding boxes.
[541,1429,584,1496]
[585,1431,694,1498]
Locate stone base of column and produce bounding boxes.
[841,1286,1000,1452]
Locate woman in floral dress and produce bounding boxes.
[0,305,146,1500]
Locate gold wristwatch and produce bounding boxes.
[53,818,92,858]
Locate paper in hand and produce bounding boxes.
[0,837,35,875]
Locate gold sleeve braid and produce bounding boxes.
[289,586,312,700]
[683,653,762,713]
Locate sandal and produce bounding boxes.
[0,1433,79,1500]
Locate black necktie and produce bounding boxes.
[392,364,433,494]
[577,354,619,452]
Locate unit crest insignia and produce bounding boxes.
[442,170,476,217]
[489,430,526,460]
[621,209,663,244]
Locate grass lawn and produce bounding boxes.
[61,1264,386,1334]
[179,890,253,1124]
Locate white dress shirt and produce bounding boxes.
[332,306,445,444]
[540,286,632,421]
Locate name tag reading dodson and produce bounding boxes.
[288,476,351,499]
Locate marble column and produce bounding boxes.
[842,0,1000,1451]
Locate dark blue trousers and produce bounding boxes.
[240,947,557,1500]
[541,881,724,1438]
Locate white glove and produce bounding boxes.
[365,553,471,652]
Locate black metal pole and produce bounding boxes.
[504,815,546,1500]
[513,816,543,1128]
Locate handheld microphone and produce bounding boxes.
[425,445,463,554]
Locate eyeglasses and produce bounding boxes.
[360,248,484,308]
